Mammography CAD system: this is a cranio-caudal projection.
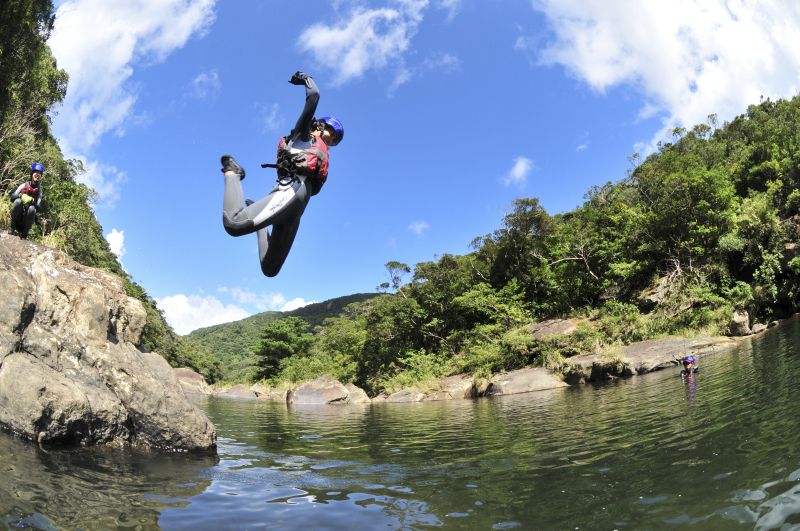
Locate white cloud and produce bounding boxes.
[408,221,430,235]
[297,1,427,85]
[50,0,216,154]
[156,294,250,335]
[530,0,800,151]
[502,156,533,187]
[105,228,126,259]
[436,0,461,21]
[218,286,314,313]
[576,142,588,152]
[281,297,311,312]
[75,157,128,207]
[257,102,282,133]
[188,69,221,100]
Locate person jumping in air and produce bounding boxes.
[9,162,45,239]
[219,71,343,277]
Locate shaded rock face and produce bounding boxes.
[730,309,751,336]
[345,383,370,404]
[0,234,216,452]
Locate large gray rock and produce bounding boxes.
[287,376,350,404]
[563,336,737,383]
[730,309,751,336]
[213,384,258,399]
[0,234,216,451]
[422,374,478,401]
[345,383,371,403]
[174,367,211,395]
[384,390,425,403]
[487,367,568,396]
[527,319,579,340]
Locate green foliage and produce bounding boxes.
[253,317,314,381]
[0,2,216,382]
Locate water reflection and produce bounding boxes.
[0,434,216,529]
[4,319,800,528]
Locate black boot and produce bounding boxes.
[221,154,246,180]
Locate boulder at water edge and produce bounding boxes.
[0,234,216,451]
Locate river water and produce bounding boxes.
[3,320,800,530]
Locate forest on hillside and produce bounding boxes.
[7,1,800,395]
[241,97,800,395]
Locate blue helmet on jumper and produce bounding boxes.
[682,355,696,364]
[31,162,44,175]
[318,116,343,146]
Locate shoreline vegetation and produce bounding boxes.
[7,3,800,405]
[193,91,800,396]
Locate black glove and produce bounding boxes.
[289,71,310,86]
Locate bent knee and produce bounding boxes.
[222,213,254,236]
[261,262,282,277]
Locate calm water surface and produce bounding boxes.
[3,320,800,529]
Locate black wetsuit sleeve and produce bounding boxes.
[11,183,24,201]
[290,77,320,142]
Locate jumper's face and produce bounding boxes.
[320,126,338,146]
[31,172,42,183]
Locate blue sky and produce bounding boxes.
[47,0,800,334]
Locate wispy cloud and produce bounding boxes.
[298,0,459,90]
[529,0,800,151]
[156,294,250,335]
[50,0,216,153]
[218,286,314,313]
[408,221,430,235]
[105,228,126,259]
[502,156,533,187]
[49,0,216,206]
[257,102,282,133]
[188,69,221,100]
[75,157,128,207]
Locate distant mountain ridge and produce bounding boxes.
[187,293,379,371]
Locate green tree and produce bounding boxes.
[253,317,314,381]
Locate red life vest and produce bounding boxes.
[276,135,329,195]
[20,181,40,200]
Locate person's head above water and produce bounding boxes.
[682,355,696,368]
[314,116,343,147]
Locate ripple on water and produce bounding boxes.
[4,320,800,529]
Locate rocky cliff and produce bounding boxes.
[0,233,216,452]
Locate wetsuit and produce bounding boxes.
[10,179,43,238]
[222,77,327,277]
[680,367,699,378]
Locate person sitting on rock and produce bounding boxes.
[680,355,699,379]
[9,162,44,239]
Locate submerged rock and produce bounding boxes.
[0,234,216,452]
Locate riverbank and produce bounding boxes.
[181,315,794,405]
